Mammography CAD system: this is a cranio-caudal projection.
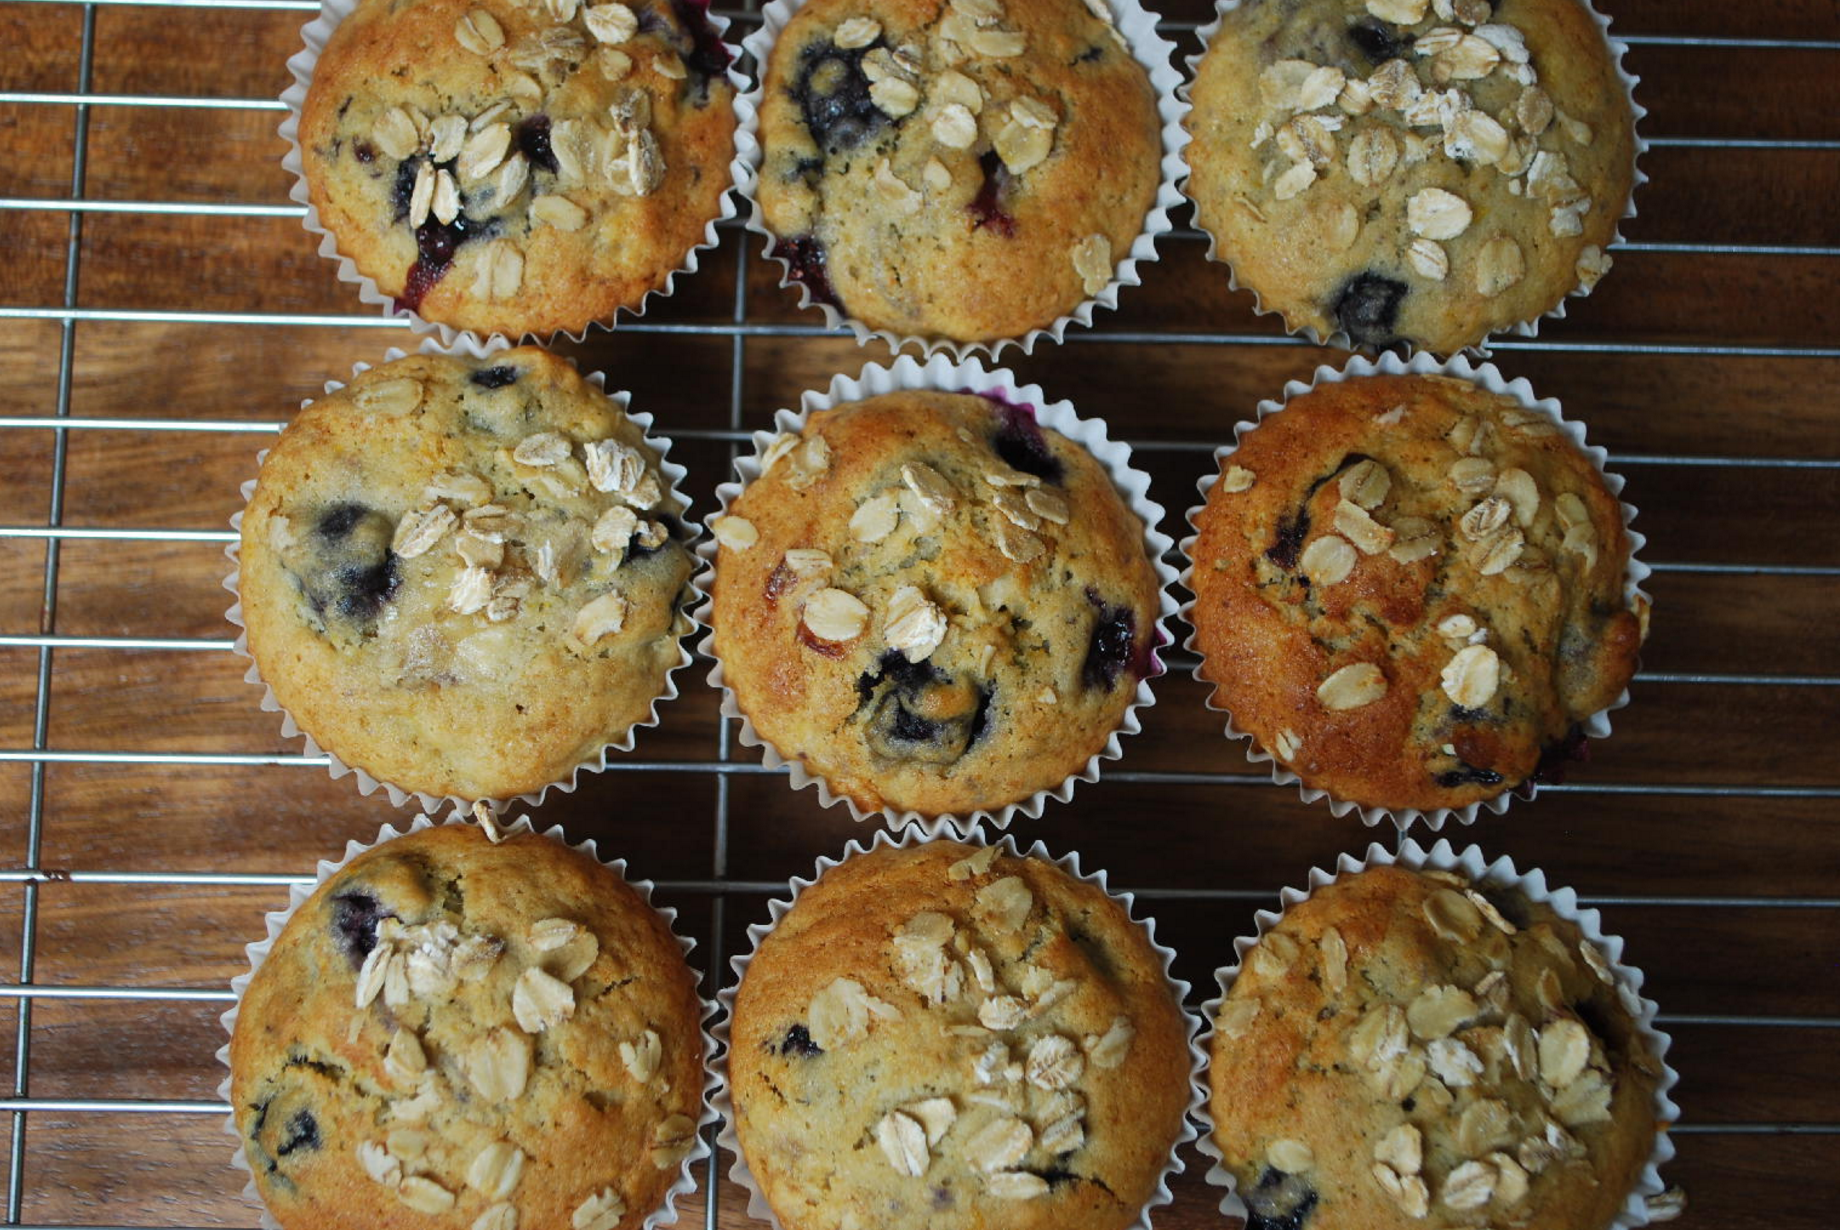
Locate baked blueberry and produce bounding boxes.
[469,364,521,390]
[967,150,1017,238]
[988,399,1063,484]
[328,889,393,967]
[274,1108,321,1158]
[1243,1167,1318,1230]
[858,652,991,766]
[668,0,735,98]
[1081,594,1138,691]
[791,39,888,156]
[1347,17,1411,64]
[777,1023,823,1057]
[777,233,840,308]
[1331,272,1408,350]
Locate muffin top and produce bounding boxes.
[300,0,737,337]
[708,390,1162,819]
[756,0,1162,343]
[728,840,1193,1230]
[1185,373,1644,814]
[1184,0,1637,354]
[237,348,693,802]
[1208,863,1664,1230]
[229,823,705,1230]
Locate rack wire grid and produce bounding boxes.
[1,0,1837,1225]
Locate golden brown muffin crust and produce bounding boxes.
[1187,373,1643,812]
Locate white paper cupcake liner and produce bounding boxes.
[214,809,719,1230]
[690,352,1179,835]
[711,823,1205,1230]
[1193,837,1681,1228]
[1177,0,1649,356]
[735,0,1190,358]
[221,334,702,816]
[280,0,753,346]
[1176,349,1651,831]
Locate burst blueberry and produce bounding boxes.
[791,40,887,154]
[778,233,840,308]
[328,889,392,966]
[470,365,521,390]
[1348,17,1412,64]
[1333,272,1409,349]
[987,398,1062,483]
[968,150,1017,238]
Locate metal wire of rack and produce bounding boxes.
[0,0,1836,1226]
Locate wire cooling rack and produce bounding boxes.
[1,0,1837,1226]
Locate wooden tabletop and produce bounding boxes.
[1,0,1836,1226]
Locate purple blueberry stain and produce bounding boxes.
[968,150,1017,237]
[1525,724,1591,791]
[668,0,734,98]
[778,233,840,309]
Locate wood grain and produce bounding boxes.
[2,0,1837,1227]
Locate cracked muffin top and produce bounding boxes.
[299,0,737,337]
[1184,0,1637,354]
[727,839,1192,1230]
[1207,863,1665,1230]
[236,348,694,802]
[706,390,1162,820]
[1185,373,1645,815]
[229,823,706,1230]
[755,0,1162,344]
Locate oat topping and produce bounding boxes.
[572,1188,626,1230]
[1298,534,1356,585]
[1317,662,1388,711]
[802,586,870,643]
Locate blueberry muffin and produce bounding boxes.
[728,839,1192,1230]
[1184,373,1645,814]
[229,823,705,1230]
[707,390,1162,819]
[236,348,693,802]
[754,0,1162,344]
[300,0,737,337]
[1208,863,1666,1230]
[1185,0,1637,354]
